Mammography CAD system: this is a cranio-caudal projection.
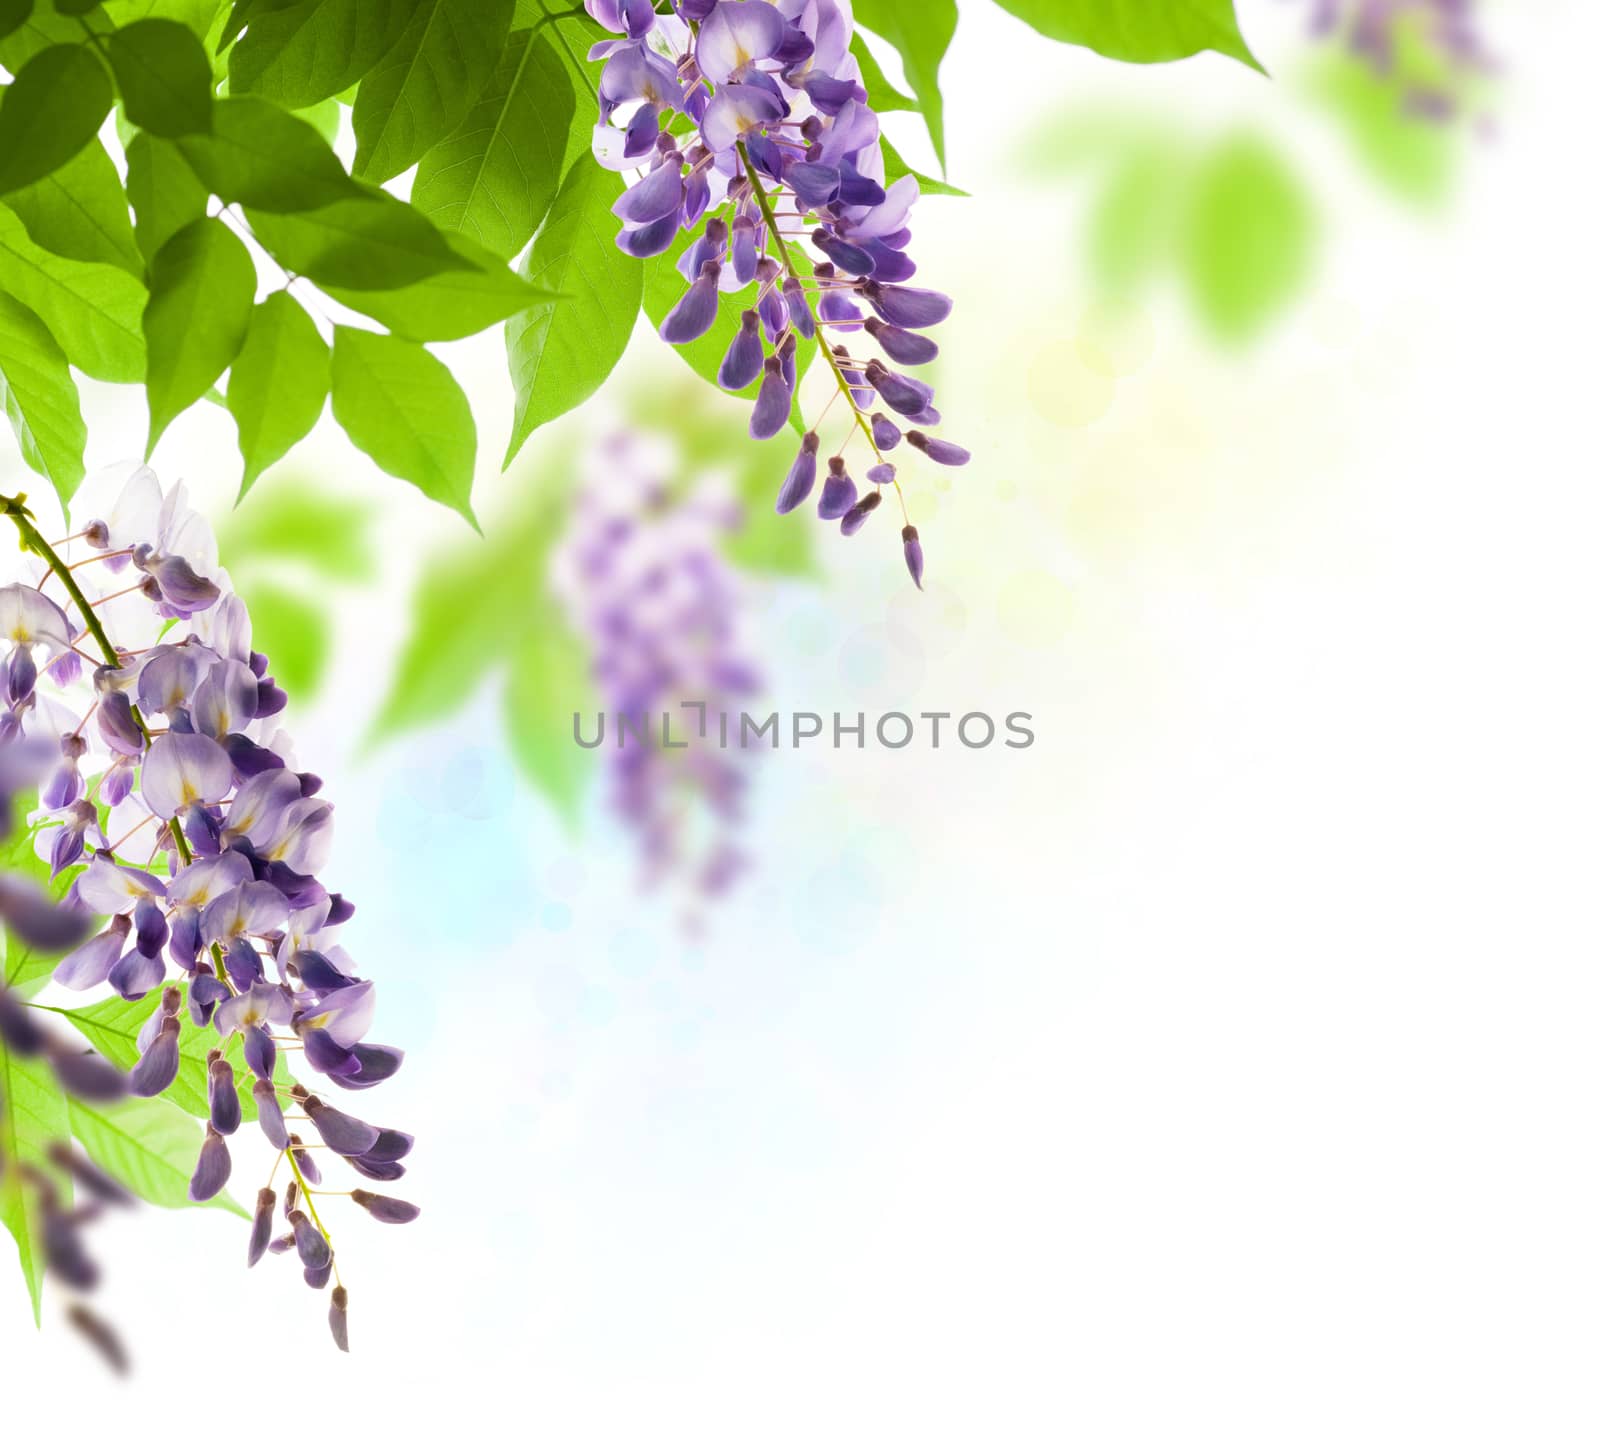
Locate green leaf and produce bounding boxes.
[323,232,549,342]
[127,137,209,273]
[178,95,360,212]
[233,578,328,696]
[228,0,411,109]
[0,290,86,508]
[352,0,514,184]
[503,607,593,825]
[144,216,257,454]
[852,0,956,171]
[643,226,814,433]
[991,0,1261,71]
[330,326,476,522]
[880,135,968,198]
[851,31,915,112]
[849,32,914,112]
[0,2,88,72]
[0,801,85,1000]
[226,291,329,495]
[106,17,215,137]
[0,1037,71,1324]
[0,43,115,197]
[1306,49,1460,206]
[58,991,276,1123]
[410,25,574,261]
[367,483,557,742]
[1085,140,1184,297]
[219,477,374,580]
[104,0,226,31]
[68,1095,246,1216]
[244,186,475,290]
[0,0,34,43]
[0,206,147,383]
[1179,133,1315,343]
[0,139,143,275]
[503,161,641,467]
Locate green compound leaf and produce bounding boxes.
[58,991,275,1125]
[245,186,475,290]
[144,216,257,455]
[0,289,87,509]
[179,95,359,212]
[330,326,477,524]
[226,291,330,496]
[126,131,210,264]
[106,17,216,137]
[0,206,147,383]
[411,25,575,262]
[1179,133,1315,343]
[0,1037,71,1325]
[1,138,143,275]
[992,0,1262,71]
[503,606,594,827]
[323,232,549,343]
[228,0,411,110]
[852,0,956,171]
[503,161,642,468]
[0,43,115,197]
[353,0,515,184]
[68,1095,247,1217]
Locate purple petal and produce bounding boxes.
[907,430,971,467]
[141,730,233,819]
[817,457,858,520]
[775,432,820,514]
[717,310,765,390]
[660,261,723,344]
[748,358,792,439]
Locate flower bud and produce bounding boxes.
[351,1189,422,1225]
[247,1188,277,1268]
[329,1286,349,1353]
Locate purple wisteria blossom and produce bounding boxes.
[1309,0,1493,120]
[551,432,761,907]
[0,471,418,1353]
[585,0,969,588]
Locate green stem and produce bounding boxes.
[1,494,195,869]
[737,142,905,510]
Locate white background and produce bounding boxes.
[5,1,1600,1444]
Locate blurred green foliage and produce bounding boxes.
[216,479,374,701]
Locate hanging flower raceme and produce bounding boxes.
[551,433,761,905]
[0,754,132,1370]
[0,474,419,1354]
[585,0,969,589]
[1308,0,1493,120]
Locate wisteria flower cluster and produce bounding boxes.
[0,852,133,1368]
[1310,0,1492,119]
[0,473,419,1354]
[586,0,971,589]
[550,432,760,906]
